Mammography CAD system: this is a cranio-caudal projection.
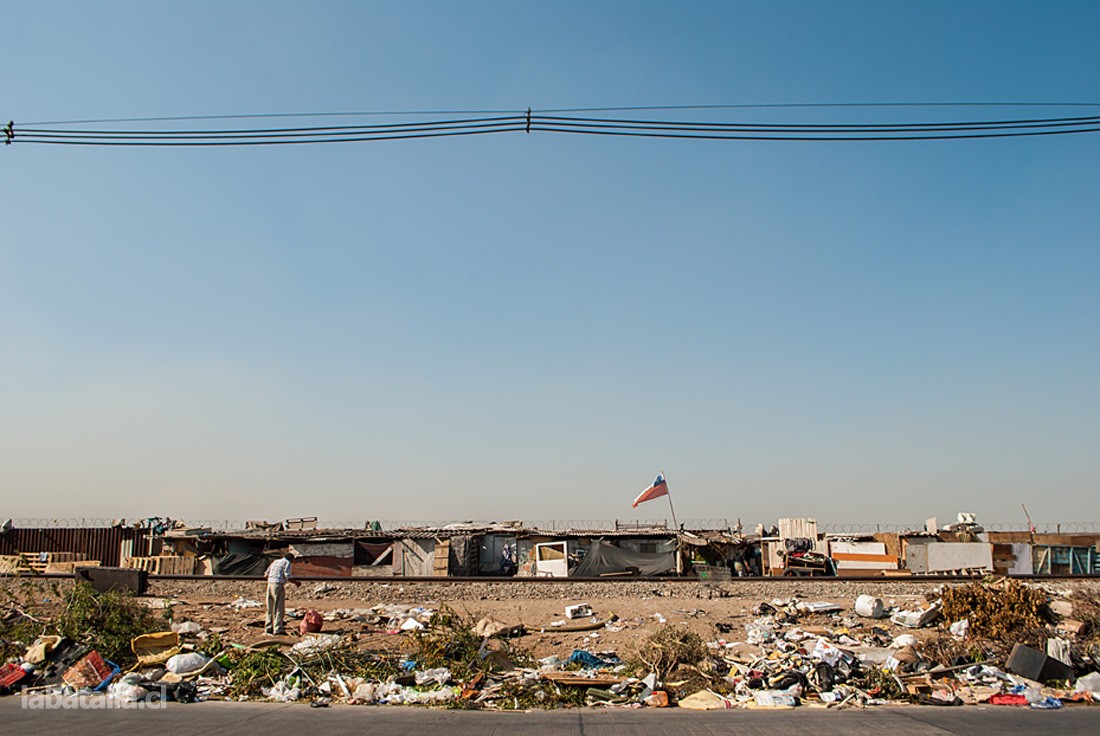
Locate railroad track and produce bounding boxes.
[9,572,1098,583]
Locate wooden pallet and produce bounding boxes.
[19,552,87,574]
[0,555,31,574]
[44,560,101,574]
[125,555,197,575]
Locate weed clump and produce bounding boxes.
[627,624,706,681]
[2,582,168,669]
[225,647,291,697]
[54,582,171,668]
[409,606,532,680]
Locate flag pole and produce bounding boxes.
[662,470,683,576]
[662,470,679,531]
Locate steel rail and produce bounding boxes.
[6,573,1099,583]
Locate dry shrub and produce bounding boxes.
[940,580,1048,640]
[628,624,706,681]
[917,630,990,665]
[1067,590,1100,629]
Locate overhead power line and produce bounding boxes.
[6,109,1100,147]
[18,101,1100,127]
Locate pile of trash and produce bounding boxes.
[676,581,1100,709]
[0,628,214,704]
[3,579,1099,710]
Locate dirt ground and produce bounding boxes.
[7,577,1100,661]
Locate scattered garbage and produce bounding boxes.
[1,575,1099,711]
[413,667,452,686]
[107,674,148,703]
[63,651,118,690]
[400,617,426,631]
[299,609,324,635]
[565,603,593,619]
[678,689,735,709]
[891,600,942,628]
[949,619,970,640]
[23,635,62,665]
[1005,643,1075,684]
[854,595,886,619]
[0,663,28,694]
[1076,671,1100,696]
[165,651,211,675]
[291,634,342,656]
[171,621,204,637]
[263,679,301,702]
[753,689,798,707]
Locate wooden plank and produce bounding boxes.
[125,555,196,575]
[44,560,100,574]
[432,540,450,577]
[540,672,626,687]
[831,552,898,563]
[0,555,30,574]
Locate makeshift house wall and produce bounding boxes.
[1032,545,1098,575]
[993,543,1034,575]
[288,541,354,577]
[211,551,275,576]
[394,538,435,576]
[515,538,536,576]
[0,527,149,568]
[987,532,1100,547]
[571,539,676,577]
[615,538,677,555]
[352,541,396,577]
[778,518,820,550]
[448,535,480,577]
[906,542,993,573]
[828,540,898,574]
[872,533,902,562]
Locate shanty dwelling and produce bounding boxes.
[983,531,1100,575]
[762,518,826,576]
[286,539,355,577]
[477,532,519,576]
[679,530,766,578]
[0,525,152,571]
[161,528,367,577]
[826,536,899,575]
[513,528,682,577]
[353,539,397,576]
[389,530,483,577]
[901,536,994,574]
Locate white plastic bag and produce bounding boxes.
[165,652,210,674]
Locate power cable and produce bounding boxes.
[7,109,1100,147]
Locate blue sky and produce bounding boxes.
[2,1,1098,528]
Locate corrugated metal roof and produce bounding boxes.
[165,524,697,543]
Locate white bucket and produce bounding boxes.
[854,594,885,618]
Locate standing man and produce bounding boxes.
[264,551,301,635]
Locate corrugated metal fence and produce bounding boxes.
[0,527,149,567]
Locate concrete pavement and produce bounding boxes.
[3,698,1099,735]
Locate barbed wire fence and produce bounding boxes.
[10,517,1100,534]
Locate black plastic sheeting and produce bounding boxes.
[212,552,277,577]
[572,539,676,577]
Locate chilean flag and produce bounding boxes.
[632,474,669,508]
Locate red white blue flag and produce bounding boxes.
[632,474,668,508]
